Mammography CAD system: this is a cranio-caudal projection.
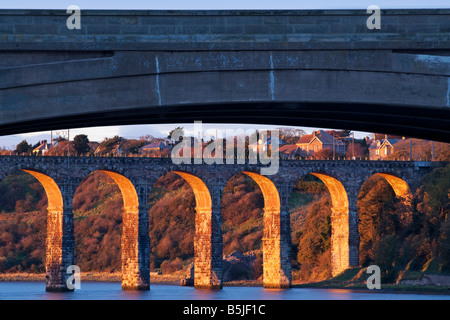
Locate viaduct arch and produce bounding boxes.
[242,171,290,288]
[171,171,222,289]
[21,169,73,292]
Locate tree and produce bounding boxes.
[277,127,306,144]
[345,142,367,159]
[168,127,185,142]
[312,147,333,160]
[15,140,31,155]
[73,134,90,155]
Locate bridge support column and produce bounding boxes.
[194,206,223,289]
[262,206,291,289]
[348,195,360,269]
[45,190,75,292]
[121,185,150,290]
[331,187,359,276]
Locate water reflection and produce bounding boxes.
[0,282,449,300]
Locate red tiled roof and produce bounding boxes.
[296,134,313,144]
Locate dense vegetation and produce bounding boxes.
[0,161,449,284]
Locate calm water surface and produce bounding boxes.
[0,282,449,300]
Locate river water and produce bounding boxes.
[0,282,449,300]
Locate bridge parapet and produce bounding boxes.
[1,9,449,50]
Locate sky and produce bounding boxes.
[2,0,450,9]
[0,0,447,147]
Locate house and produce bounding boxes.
[248,133,285,154]
[295,130,346,156]
[139,139,172,155]
[32,140,52,155]
[279,144,305,159]
[369,135,403,160]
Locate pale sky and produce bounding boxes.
[2,0,450,9]
[0,0,445,147]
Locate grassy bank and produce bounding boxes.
[292,267,450,294]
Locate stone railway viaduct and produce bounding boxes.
[0,155,443,291]
[0,9,449,291]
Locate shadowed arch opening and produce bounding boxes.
[22,170,62,213]
[309,173,350,277]
[72,171,122,273]
[242,171,290,288]
[73,169,146,290]
[98,170,144,290]
[358,172,414,271]
[171,171,221,289]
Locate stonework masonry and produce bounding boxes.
[0,156,443,290]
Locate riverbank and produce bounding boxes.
[292,267,450,295]
[0,272,182,285]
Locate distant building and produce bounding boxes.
[279,144,305,159]
[248,133,285,154]
[32,140,52,155]
[139,139,172,155]
[295,130,346,156]
[369,135,405,160]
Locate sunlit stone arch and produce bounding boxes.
[74,169,149,290]
[12,168,75,291]
[292,171,355,277]
[370,172,413,200]
[153,170,222,289]
[235,171,291,288]
[309,173,352,276]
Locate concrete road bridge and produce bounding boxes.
[0,9,449,141]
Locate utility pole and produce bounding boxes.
[332,133,335,160]
[352,132,355,160]
[68,129,70,156]
[410,139,413,161]
[432,140,435,161]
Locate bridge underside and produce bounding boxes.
[3,102,449,143]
